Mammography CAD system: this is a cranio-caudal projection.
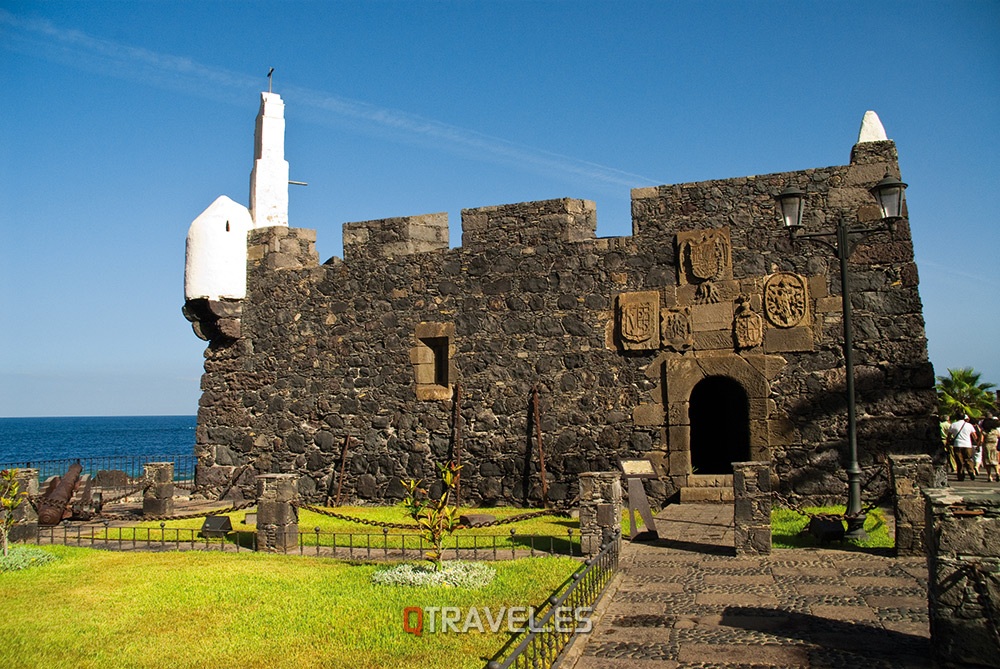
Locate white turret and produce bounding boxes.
[857,110,889,143]
[249,92,290,228]
[184,195,254,301]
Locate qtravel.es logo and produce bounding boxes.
[402,606,594,636]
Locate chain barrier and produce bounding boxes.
[292,502,569,530]
[99,482,152,506]
[92,499,256,523]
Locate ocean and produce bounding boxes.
[0,415,197,470]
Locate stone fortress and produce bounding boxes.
[184,91,938,508]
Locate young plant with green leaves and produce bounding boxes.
[1,469,24,557]
[401,461,462,570]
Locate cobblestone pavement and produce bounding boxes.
[562,504,931,669]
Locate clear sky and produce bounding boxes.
[1,1,997,417]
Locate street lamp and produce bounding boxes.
[776,173,907,541]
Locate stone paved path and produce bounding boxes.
[562,504,931,669]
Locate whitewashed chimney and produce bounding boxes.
[249,92,290,228]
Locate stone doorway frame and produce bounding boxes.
[650,353,785,490]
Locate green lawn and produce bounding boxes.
[771,505,893,550]
[0,546,579,669]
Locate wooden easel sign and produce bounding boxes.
[619,458,659,540]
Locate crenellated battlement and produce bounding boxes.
[186,98,937,510]
[343,212,449,261]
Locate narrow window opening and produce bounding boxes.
[422,336,450,387]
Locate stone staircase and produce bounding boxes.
[679,474,734,503]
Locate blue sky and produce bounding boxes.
[1,1,997,417]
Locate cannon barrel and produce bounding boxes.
[37,463,82,526]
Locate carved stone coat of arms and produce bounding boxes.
[764,273,808,328]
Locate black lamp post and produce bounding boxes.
[776,173,907,540]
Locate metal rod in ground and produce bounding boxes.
[533,384,548,507]
[452,382,463,507]
[334,435,351,507]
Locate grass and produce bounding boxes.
[771,505,893,550]
[0,545,579,669]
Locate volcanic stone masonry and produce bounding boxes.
[187,108,938,509]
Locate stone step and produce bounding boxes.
[680,486,734,503]
[687,474,734,488]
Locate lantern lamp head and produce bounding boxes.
[869,173,907,221]
[776,186,806,229]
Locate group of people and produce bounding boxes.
[942,412,1000,482]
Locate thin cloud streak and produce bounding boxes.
[1,10,662,191]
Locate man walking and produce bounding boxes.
[949,413,979,481]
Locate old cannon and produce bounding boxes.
[36,463,96,525]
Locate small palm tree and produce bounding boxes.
[936,367,997,419]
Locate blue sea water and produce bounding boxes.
[0,415,197,466]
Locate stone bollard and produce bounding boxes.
[256,474,298,552]
[924,487,1000,667]
[9,468,39,542]
[579,472,622,556]
[143,462,175,517]
[733,462,771,556]
[888,454,943,556]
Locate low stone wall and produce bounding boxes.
[579,472,622,556]
[732,462,771,555]
[888,454,943,556]
[924,487,1000,666]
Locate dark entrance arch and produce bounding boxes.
[689,375,751,475]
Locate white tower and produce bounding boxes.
[249,92,290,228]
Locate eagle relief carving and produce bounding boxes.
[676,228,731,286]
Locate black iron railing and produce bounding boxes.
[0,454,197,483]
[31,523,582,560]
[487,529,621,669]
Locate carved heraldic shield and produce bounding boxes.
[764,273,807,328]
[733,295,764,349]
[661,309,693,351]
[622,303,654,343]
[683,231,728,282]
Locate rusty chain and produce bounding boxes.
[292,502,568,530]
[93,499,256,523]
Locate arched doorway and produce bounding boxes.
[689,376,750,475]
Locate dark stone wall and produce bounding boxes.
[192,140,938,507]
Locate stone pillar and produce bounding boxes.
[579,472,622,556]
[143,462,175,517]
[733,462,771,555]
[9,468,38,542]
[889,454,943,556]
[256,474,298,552]
[924,487,1000,667]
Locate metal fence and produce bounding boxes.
[487,529,622,669]
[0,454,197,483]
[31,523,583,560]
